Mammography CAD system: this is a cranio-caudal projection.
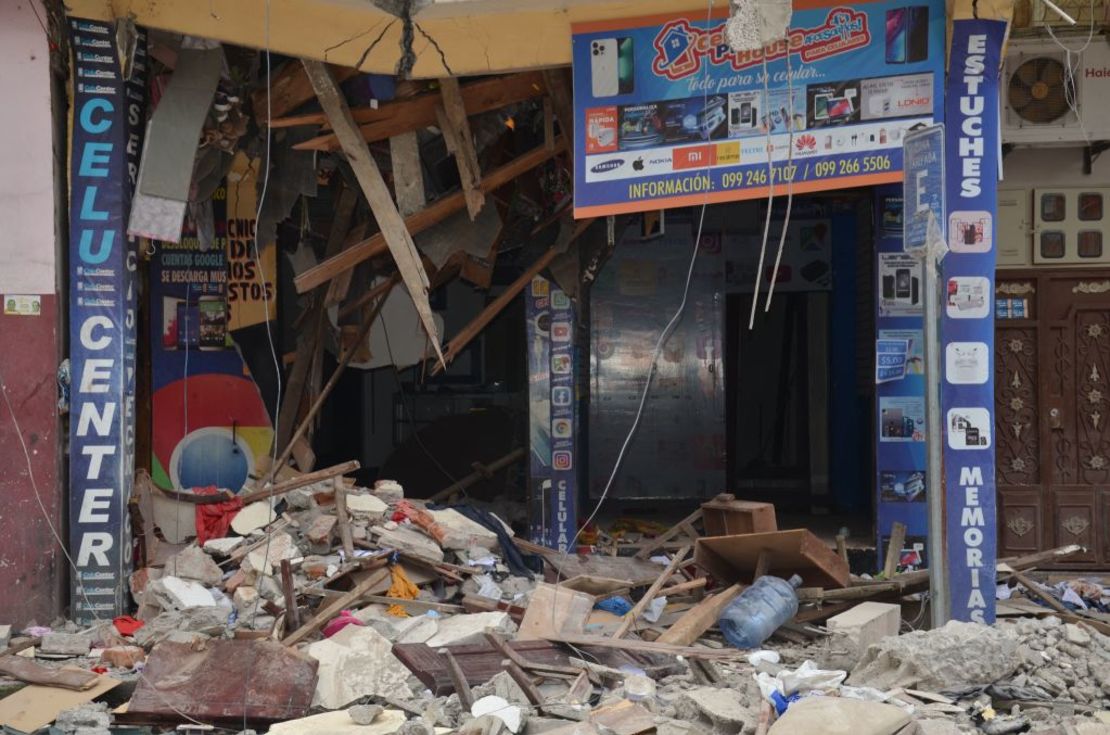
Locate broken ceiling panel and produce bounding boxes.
[128,46,223,242]
[415,204,501,271]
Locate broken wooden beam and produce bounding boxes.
[428,446,526,503]
[334,478,355,558]
[439,648,474,709]
[883,521,907,578]
[283,71,544,148]
[282,566,391,646]
[613,545,691,638]
[294,140,565,294]
[655,584,743,646]
[254,61,357,125]
[430,218,594,374]
[280,559,301,632]
[301,59,446,369]
[389,131,426,217]
[438,77,485,220]
[271,284,394,473]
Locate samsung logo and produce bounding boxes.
[591,159,625,174]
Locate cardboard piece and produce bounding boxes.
[0,674,120,733]
[695,529,850,589]
[518,583,595,640]
[700,494,778,536]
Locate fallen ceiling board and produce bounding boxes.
[695,530,850,589]
[135,47,222,202]
[301,59,445,368]
[0,674,120,733]
[127,640,318,723]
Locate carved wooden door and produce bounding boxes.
[996,271,1110,566]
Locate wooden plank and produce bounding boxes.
[429,447,526,502]
[1007,567,1069,614]
[253,61,357,125]
[240,460,361,506]
[389,131,425,217]
[518,582,595,641]
[695,529,850,589]
[884,522,907,578]
[836,535,849,564]
[548,633,748,661]
[635,508,702,560]
[659,577,707,597]
[439,648,474,709]
[285,71,545,148]
[282,566,391,646]
[613,545,691,638]
[753,550,771,580]
[655,584,743,646]
[700,494,778,536]
[294,140,564,293]
[301,59,446,369]
[270,281,394,473]
[438,77,485,220]
[0,658,100,691]
[322,192,363,308]
[337,274,400,320]
[431,217,593,374]
[280,559,301,632]
[541,68,574,153]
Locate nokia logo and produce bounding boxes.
[591,159,625,173]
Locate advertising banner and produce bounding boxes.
[571,0,945,217]
[942,19,1004,623]
[224,153,277,330]
[68,18,146,622]
[874,185,929,574]
[526,276,578,550]
[149,183,275,498]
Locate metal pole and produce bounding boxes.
[923,239,948,627]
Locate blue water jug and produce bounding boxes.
[718,574,803,649]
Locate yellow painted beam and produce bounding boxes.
[67,0,708,77]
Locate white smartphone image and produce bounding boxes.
[591,38,619,98]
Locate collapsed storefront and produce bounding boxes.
[2,0,1110,732]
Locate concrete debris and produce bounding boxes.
[850,620,1021,690]
[39,632,91,657]
[473,695,526,733]
[164,544,225,586]
[676,686,756,733]
[99,645,145,668]
[306,624,413,708]
[231,500,277,534]
[148,575,218,609]
[348,703,385,725]
[426,611,517,647]
[133,606,228,647]
[766,697,912,735]
[347,492,390,517]
[203,536,245,556]
[374,523,447,562]
[268,708,408,735]
[53,703,111,735]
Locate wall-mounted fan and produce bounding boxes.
[1007,55,1073,124]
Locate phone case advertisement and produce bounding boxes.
[873,185,928,573]
[570,0,945,217]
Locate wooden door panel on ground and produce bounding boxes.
[996,271,1110,567]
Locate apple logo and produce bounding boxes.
[633,157,644,171]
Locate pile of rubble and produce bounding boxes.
[1,476,1109,735]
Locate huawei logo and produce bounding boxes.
[795,134,817,152]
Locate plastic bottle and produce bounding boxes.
[717,574,803,649]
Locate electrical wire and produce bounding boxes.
[551,1,716,632]
[1043,0,1097,149]
[1,368,216,730]
[763,50,796,312]
[748,53,777,330]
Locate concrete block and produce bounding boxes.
[40,632,91,657]
[306,625,412,709]
[372,479,404,503]
[428,508,499,551]
[231,501,277,535]
[203,536,245,556]
[347,492,389,518]
[305,515,337,545]
[426,611,516,648]
[827,602,901,651]
[767,697,910,735]
[155,576,217,609]
[374,524,445,563]
[163,545,224,586]
[269,708,407,735]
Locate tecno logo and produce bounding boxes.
[1085,67,1110,78]
[590,159,625,173]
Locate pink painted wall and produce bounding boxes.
[0,3,64,624]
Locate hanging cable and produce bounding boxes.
[763,49,796,312]
[748,53,777,330]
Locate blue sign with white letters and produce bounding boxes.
[67,18,146,623]
[942,19,1004,624]
[903,124,945,252]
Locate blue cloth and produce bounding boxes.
[595,596,633,616]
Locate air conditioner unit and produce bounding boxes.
[1002,38,1110,145]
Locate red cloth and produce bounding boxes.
[322,610,363,638]
[113,615,144,636]
[193,485,244,545]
